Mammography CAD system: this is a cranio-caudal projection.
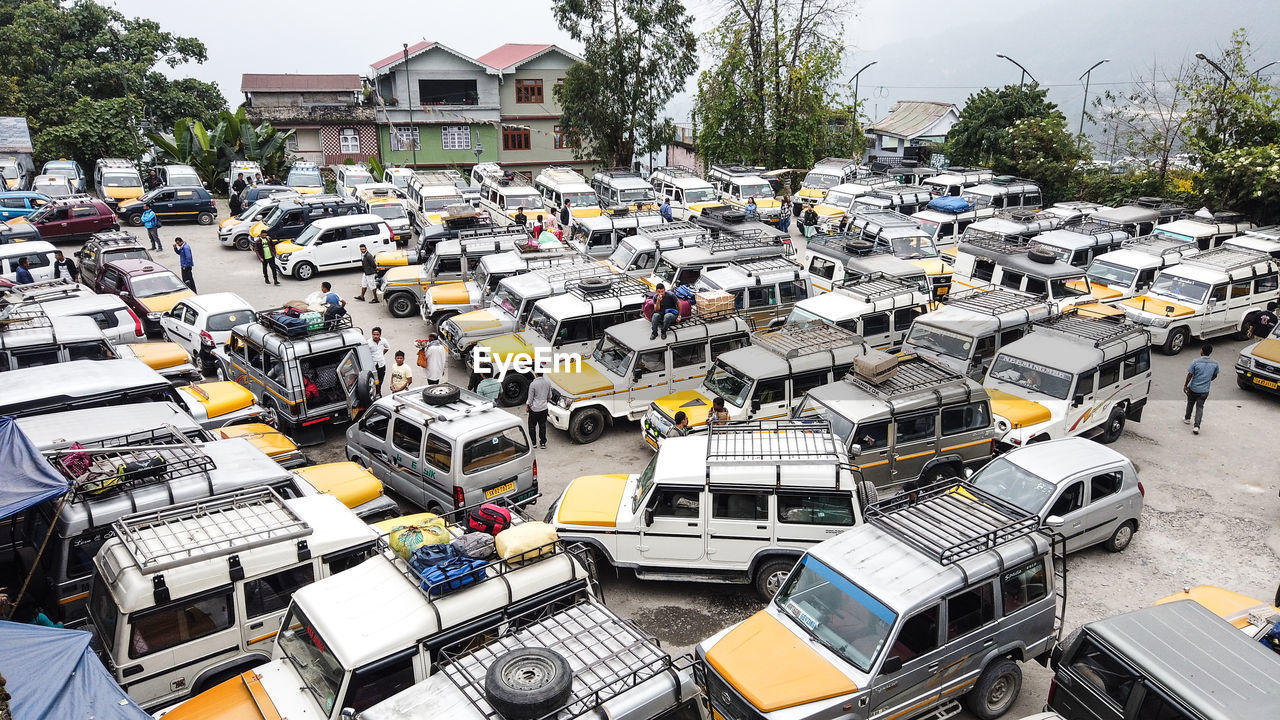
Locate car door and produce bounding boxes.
[935,580,1000,694]
[628,347,669,411]
[1044,478,1088,552]
[890,411,938,482]
[870,604,944,718]
[860,311,893,350]
[1077,469,1128,550]
[1202,283,1229,333]
[705,489,772,567]
[151,190,176,217]
[638,485,705,563]
[848,419,891,477]
[336,349,361,415]
[388,417,430,507]
[162,303,196,351]
[171,189,198,219]
[773,490,855,551]
[240,562,315,652]
[352,408,394,481]
[67,205,97,238]
[748,376,788,420]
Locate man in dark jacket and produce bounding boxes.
[649,283,679,340]
[52,251,77,282]
[559,199,571,227]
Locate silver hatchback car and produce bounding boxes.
[968,436,1143,553]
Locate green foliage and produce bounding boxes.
[0,0,226,165]
[551,0,697,167]
[944,84,1061,167]
[999,116,1089,203]
[1068,169,1190,207]
[1197,144,1280,224]
[367,156,387,181]
[147,107,294,193]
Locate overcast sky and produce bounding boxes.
[111,0,1280,133]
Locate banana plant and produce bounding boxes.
[148,109,295,192]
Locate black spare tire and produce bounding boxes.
[578,276,613,292]
[1028,247,1056,264]
[484,648,573,720]
[422,383,461,406]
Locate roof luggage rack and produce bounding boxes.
[1128,196,1186,213]
[256,307,352,336]
[833,272,925,301]
[1181,246,1270,271]
[0,307,53,331]
[942,287,1048,314]
[963,231,1031,254]
[88,230,143,247]
[1055,220,1127,237]
[696,230,784,253]
[706,419,844,466]
[849,208,920,229]
[438,596,679,720]
[48,430,217,502]
[1033,311,1147,348]
[807,233,879,257]
[540,261,614,284]
[391,384,495,422]
[1120,234,1197,256]
[457,225,525,243]
[638,221,708,242]
[112,487,310,576]
[752,320,865,359]
[597,167,642,179]
[733,256,801,276]
[564,276,649,301]
[843,354,965,397]
[5,278,86,303]
[651,165,702,179]
[865,480,1042,570]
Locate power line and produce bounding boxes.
[865,79,1183,90]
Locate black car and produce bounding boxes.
[117,186,218,226]
[259,195,363,242]
[0,221,42,245]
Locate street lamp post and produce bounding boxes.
[995,53,1037,87]
[1195,52,1233,144]
[473,142,484,167]
[1077,58,1110,149]
[848,61,877,155]
[1252,60,1280,78]
[403,42,418,168]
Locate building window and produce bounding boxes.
[390,127,420,152]
[285,134,299,153]
[419,79,478,105]
[503,127,531,151]
[441,125,471,151]
[553,125,576,149]
[516,79,544,104]
[339,128,360,154]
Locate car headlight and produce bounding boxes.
[1236,355,1251,369]
[277,253,291,262]
[1150,316,1172,328]
[550,391,572,409]
[996,419,1010,432]
[147,312,161,321]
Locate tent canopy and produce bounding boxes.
[0,416,67,520]
[0,621,150,719]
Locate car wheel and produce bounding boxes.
[754,558,797,600]
[292,262,316,281]
[965,659,1022,720]
[432,310,458,329]
[856,480,879,508]
[1162,326,1189,356]
[1104,520,1136,552]
[234,235,251,251]
[197,212,215,225]
[215,364,228,381]
[125,214,142,227]
[1100,407,1126,444]
[1274,583,1280,608]
[568,407,607,444]
[387,292,416,318]
[920,463,960,486]
[499,373,530,407]
[484,648,573,720]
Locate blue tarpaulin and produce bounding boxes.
[0,621,150,719]
[926,196,974,213]
[0,416,67,520]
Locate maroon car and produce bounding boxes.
[6,196,118,243]
[94,258,194,337]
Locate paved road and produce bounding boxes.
[132,206,1280,718]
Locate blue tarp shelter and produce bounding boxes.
[0,416,67,520]
[0,621,150,719]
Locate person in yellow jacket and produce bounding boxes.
[255,234,279,285]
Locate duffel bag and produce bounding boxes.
[451,531,496,560]
[468,503,512,535]
[408,543,457,577]
[421,557,488,595]
[495,521,559,565]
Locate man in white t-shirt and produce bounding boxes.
[424,333,447,385]
[366,326,390,396]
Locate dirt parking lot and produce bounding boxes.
[135,206,1280,717]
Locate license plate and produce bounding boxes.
[485,481,516,499]
[1254,377,1278,389]
[712,709,728,720]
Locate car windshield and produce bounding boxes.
[970,456,1056,514]
[473,265,494,294]
[738,183,773,199]
[103,172,141,188]
[343,172,374,187]
[278,605,345,715]
[594,333,634,376]
[370,204,406,220]
[44,166,76,179]
[1049,276,1090,298]
[631,455,658,513]
[107,248,149,263]
[703,362,752,407]
[987,354,1074,400]
[803,172,840,190]
[685,188,718,203]
[207,309,251,332]
[236,203,264,221]
[653,258,679,287]
[1149,274,1209,304]
[0,166,16,179]
[608,245,637,270]
[619,188,656,203]
[785,306,825,326]
[493,285,521,317]
[38,183,72,197]
[27,205,55,222]
[823,191,855,208]
[168,172,200,186]
[420,196,460,212]
[288,170,322,186]
[792,396,855,440]
[1086,260,1137,287]
[889,235,939,259]
[294,223,324,246]
[528,306,557,342]
[504,189,543,206]
[905,323,972,360]
[564,192,597,207]
[132,272,187,298]
[775,556,896,672]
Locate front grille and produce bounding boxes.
[704,662,765,720]
[1256,359,1280,375]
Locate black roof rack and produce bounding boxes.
[564,276,649,301]
[806,233,879,257]
[696,205,748,224]
[88,230,144,247]
[651,165,701,179]
[47,431,217,502]
[731,256,801,277]
[752,320,865,359]
[942,287,1048,314]
[456,225,525,242]
[1055,220,1127,236]
[596,167,642,179]
[1129,196,1186,211]
[709,164,765,176]
[0,308,53,332]
[1181,246,1270,271]
[843,354,964,397]
[963,231,1031,254]
[256,307,352,336]
[539,262,614,284]
[705,419,844,465]
[865,479,1042,569]
[832,272,925,301]
[637,220,708,241]
[1033,311,1148,348]
[1120,234,1197,256]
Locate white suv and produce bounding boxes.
[274,214,394,280]
[160,292,255,374]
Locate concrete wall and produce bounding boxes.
[248,90,357,108]
[378,123,499,168]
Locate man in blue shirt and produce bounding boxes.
[659,198,673,223]
[1183,343,1219,434]
[14,257,33,284]
[320,281,346,320]
[173,237,196,292]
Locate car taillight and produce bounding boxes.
[384,222,395,238]
[1138,481,1145,497]
[454,486,466,509]
[127,308,143,337]
[1047,676,1057,705]
[532,459,538,483]
[200,330,214,346]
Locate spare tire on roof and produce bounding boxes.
[484,648,573,720]
[1028,247,1057,264]
[578,276,614,292]
[421,383,461,406]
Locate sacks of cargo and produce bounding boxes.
[495,521,559,564]
[855,348,899,384]
[695,290,733,317]
[387,514,451,560]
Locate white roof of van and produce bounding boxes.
[16,401,203,450]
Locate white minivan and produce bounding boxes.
[274,214,394,280]
[0,240,58,283]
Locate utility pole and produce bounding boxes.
[1195,52,1233,146]
[849,61,877,156]
[1077,59,1110,150]
[403,43,418,168]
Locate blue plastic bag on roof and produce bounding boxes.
[927,196,974,213]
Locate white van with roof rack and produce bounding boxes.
[843,208,952,299]
[911,197,997,251]
[692,256,811,325]
[706,165,780,223]
[379,228,525,319]
[331,164,375,198]
[1120,246,1280,354]
[405,170,466,230]
[647,229,792,290]
[1089,197,1186,236]
[285,161,324,195]
[649,165,721,220]
[568,208,664,257]
[88,488,379,710]
[1081,234,1198,303]
[786,273,930,350]
[951,233,1100,308]
[811,175,901,231]
[1029,222,1130,268]
[797,157,863,206]
[604,221,711,278]
[1153,210,1255,251]
[984,311,1151,450]
[1224,224,1280,260]
[641,322,868,448]
[421,242,584,328]
[902,287,1057,379]
[471,162,544,224]
[850,184,935,217]
[922,166,993,196]
[960,210,1064,247]
[802,234,932,296]
[962,176,1042,210]
[533,166,600,219]
[591,168,660,211]
[551,419,875,598]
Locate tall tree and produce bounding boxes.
[1092,60,1197,186]
[0,0,226,164]
[944,84,1061,167]
[998,116,1088,203]
[552,0,697,168]
[693,0,853,172]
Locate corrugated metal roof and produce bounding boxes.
[370,40,435,71]
[476,43,554,71]
[867,101,957,139]
[240,74,362,93]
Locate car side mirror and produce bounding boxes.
[880,656,903,675]
[848,443,862,457]
[643,507,654,526]
[751,398,762,412]
[1045,514,1065,529]
[632,368,643,382]
[1071,393,1084,408]
[74,251,83,259]
[119,291,128,297]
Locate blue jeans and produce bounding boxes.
[651,310,676,337]
[779,217,791,233]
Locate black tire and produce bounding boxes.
[215,364,228,382]
[578,276,613,292]
[1162,326,1189,356]
[387,292,417,318]
[483,648,573,720]
[356,373,376,409]
[1238,313,1257,341]
[920,463,961,486]
[194,663,258,694]
[292,261,316,281]
[234,234,251,251]
[1053,628,1082,670]
[1273,583,1279,608]
[499,373,530,407]
[856,480,879,508]
[754,558,797,600]
[265,396,288,431]
[432,310,458,329]
[197,211,215,225]
[1100,407,1126,444]
[568,407,607,444]
[1103,520,1136,552]
[125,213,143,227]
[965,659,1022,720]
[421,383,461,406]
[1028,247,1056,264]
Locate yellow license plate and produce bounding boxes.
[485,481,516,499]
[1254,377,1278,389]
[712,709,727,720]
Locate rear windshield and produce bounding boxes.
[102,172,141,188]
[105,248,149,263]
[462,426,529,474]
[207,310,252,332]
